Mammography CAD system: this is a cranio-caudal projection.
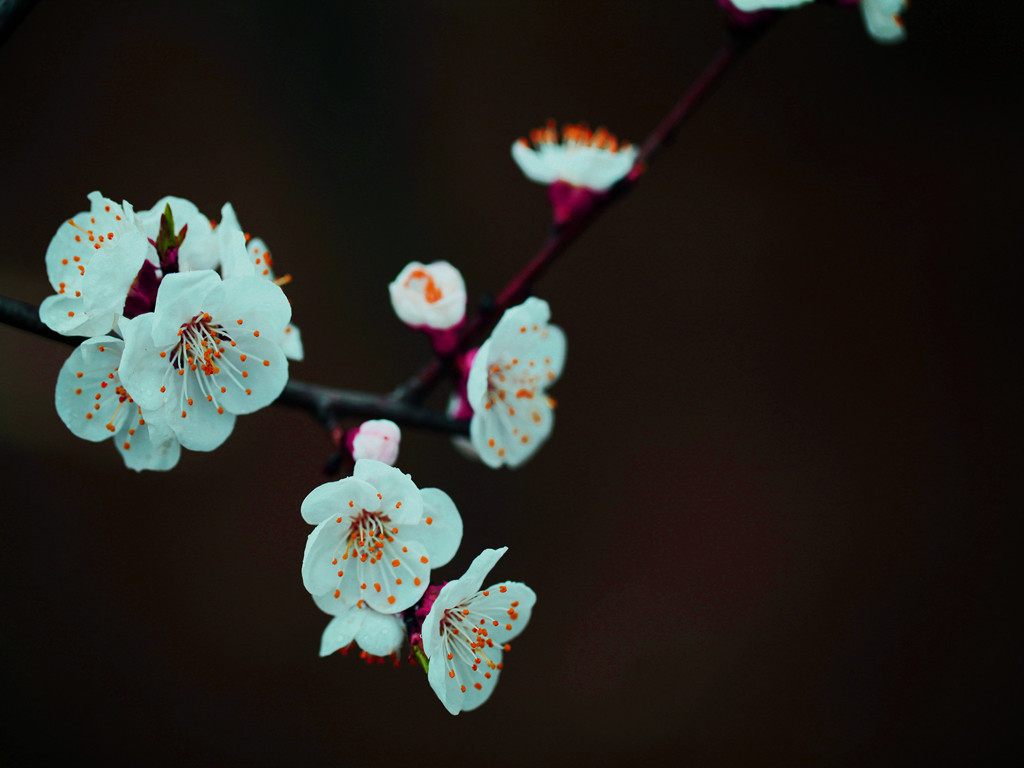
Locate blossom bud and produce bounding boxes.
[347,419,401,466]
[389,261,467,331]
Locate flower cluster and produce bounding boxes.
[44,192,300,470]
[301,460,535,713]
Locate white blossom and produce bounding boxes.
[422,547,536,715]
[467,297,566,468]
[54,336,180,471]
[39,191,148,337]
[389,261,467,331]
[511,121,637,191]
[118,270,291,451]
[301,460,463,613]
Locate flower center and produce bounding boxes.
[438,598,509,691]
[171,313,231,376]
[344,510,394,565]
[404,268,443,303]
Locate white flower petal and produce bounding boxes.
[861,0,906,43]
[150,270,222,344]
[301,476,380,526]
[277,323,304,362]
[55,337,127,442]
[319,610,362,656]
[118,313,169,413]
[211,334,288,415]
[406,488,463,568]
[353,536,430,614]
[354,608,405,657]
[115,411,181,472]
[352,460,423,524]
[203,275,292,340]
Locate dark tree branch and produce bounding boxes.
[0,294,468,436]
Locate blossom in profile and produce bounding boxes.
[312,591,406,658]
[217,203,304,360]
[389,261,467,332]
[54,336,181,471]
[720,0,907,43]
[421,547,536,715]
[467,297,566,468]
[512,120,637,191]
[39,191,148,337]
[512,121,638,225]
[118,269,292,452]
[348,419,401,466]
[301,460,463,613]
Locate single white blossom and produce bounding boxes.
[54,336,180,471]
[39,191,148,337]
[422,547,536,715]
[511,121,638,191]
[118,269,291,452]
[389,261,467,331]
[312,591,406,658]
[467,297,566,468]
[301,459,463,613]
[350,419,401,466]
[217,202,304,360]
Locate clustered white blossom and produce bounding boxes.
[31,0,910,716]
[44,192,301,470]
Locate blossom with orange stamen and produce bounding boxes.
[119,269,291,452]
[54,336,181,471]
[39,191,148,337]
[300,460,463,614]
[389,261,467,332]
[512,120,637,191]
[421,547,535,715]
[466,297,566,468]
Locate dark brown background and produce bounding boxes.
[1,1,1020,765]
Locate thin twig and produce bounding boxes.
[0,294,467,435]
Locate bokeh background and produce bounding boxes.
[1,1,1020,765]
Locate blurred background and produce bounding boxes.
[1,0,1020,765]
